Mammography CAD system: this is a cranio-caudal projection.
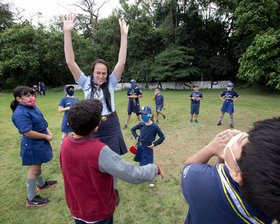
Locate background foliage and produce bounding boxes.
[0,0,280,90]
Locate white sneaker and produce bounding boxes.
[149,179,155,188]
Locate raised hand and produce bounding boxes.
[63,13,77,33]
[119,19,129,37]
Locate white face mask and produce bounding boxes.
[223,132,247,171]
[227,87,233,91]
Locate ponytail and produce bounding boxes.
[10,100,19,112]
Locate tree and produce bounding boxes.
[238,28,280,90]
[0,2,13,31]
[151,45,198,81]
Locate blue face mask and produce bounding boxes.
[141,115,150,122]
[155,91,159,95]
[131,84,136,88]
[67,90,74,96]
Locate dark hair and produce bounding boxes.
[68,99,103,136]
[237,117,280,219]
[10,86,35,112]
[90,59,112,112]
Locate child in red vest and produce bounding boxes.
[60,99,164,224]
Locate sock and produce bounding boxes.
[230,117,234,124]
[61,137,65,144]
[27,179,37,201]
[114,177,118,189]
[219,116,223,122]
[125,122,128,126]
[36,170,45,188]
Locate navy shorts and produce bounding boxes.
[127,99,140,115]
[190,103,200,114]
[221,101,234,113]
[156,104,163,111]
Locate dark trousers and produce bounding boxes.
[74,215,113,224]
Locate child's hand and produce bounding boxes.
[45,134,53,141]
[159,169,165,178]
[136,137,139,142]
[148,144,154,149]
[119,19,129,37]
[209,129,241,159]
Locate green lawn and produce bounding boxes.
[0,88,279,224]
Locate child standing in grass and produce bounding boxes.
[217,82,240,128]
[10,86,57,207]
[60,99,164,224]
[189,84,203,123]
[153,88,167,123]
[131,106,165,188]
[58,85,79,143]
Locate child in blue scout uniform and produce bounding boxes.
[153,88,167,123]
[131,106,165,187]
[189,84,203,123]
[123,79,143,129]
[217,82,240,128]
[64,13,128,205]
[58,85,79,143]
[182,118,280,223]
[10,86,57,207]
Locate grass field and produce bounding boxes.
[0,87,279,224]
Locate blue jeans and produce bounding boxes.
[74,215,113,224]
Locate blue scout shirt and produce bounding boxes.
[11,104,53,165]
[190,91,203,104]
[181,163,275,224]
[76,72,119,116]
[127,86,142,105]
[155,94,164,106]
[131,122,165,147]
[220,90,239,102]
[59,96,79,119]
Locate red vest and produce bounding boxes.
[60,135,116,222]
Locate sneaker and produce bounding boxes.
[163,115,167,119]
[115,189,120,206]
[230,123,234,128]
[149,179,155,188]
[190,119,193,123]
[37,180,57,191]
[26,195,48,207]
[217,121,222,125]
[122,124,128,130]
[194,120,198,123]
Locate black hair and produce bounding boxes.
[67,99,103,136]
[90,59,112,112]
[10,86,35,112]
[237,117,280,219]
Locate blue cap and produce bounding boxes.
[193,84,199,87]
[130,79,136,84]
[140,106,152,115]
[227,83,234,87]
[64,85,74,90]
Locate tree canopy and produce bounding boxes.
[0,0,280,90]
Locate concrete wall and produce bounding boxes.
[69,80,231,91]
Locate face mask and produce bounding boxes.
[67,90,74,96]
[227,87,232,91]
[141,115,150,122]
[131,84,136,88]
[21,97,36,106]
[155,91,159,95]
[223,132,247,171]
